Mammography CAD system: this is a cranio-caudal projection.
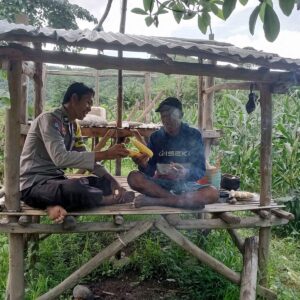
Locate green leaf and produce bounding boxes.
[223,0,237,20]
[157,3,169,15]
[259,1,266,22]
[173,10,184,23]
[172,3,185,23]
[156,9,168,15]
[249,4,260,35]
[145,16,154,26]
[197,12,211,34]
[263,4,280,42]
[143,0,154,12]
[183,10,197,20]
[279,0,295,16]
[239,0,248,5]
[131,8,148,15]
[211,3,224,19]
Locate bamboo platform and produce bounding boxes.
[0,176,284,218]
[0,178,288,300]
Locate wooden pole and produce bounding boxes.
[15,14,29,149]
[203,34,215,160]
[144,72,151,123]
[94,69,99,105]
[176,74,182,98]
[156,218,240,282]
[155,218,276,299]
[0,215,288,234]
[258,83,273,287]
[204,82,259,94]
[1,44,292,83]
[227,229,245,254]
[37,221,153,300]
[127,100,140,121]
[115,0,127,176]
[136,90,164,122]
[197,72,204,129]
[33,42,44,117]
[240,236,259,300]
[6,59,24,299]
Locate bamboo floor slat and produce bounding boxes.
[0,176,284,216]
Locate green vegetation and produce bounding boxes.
[0,72,299,299]
[133,0,298,42]
[0,0,97,29]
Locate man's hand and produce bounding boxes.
[167,162,188,180]
[96,143,129,160]
[132,152,149,169]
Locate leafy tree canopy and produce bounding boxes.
[0,0,97,29]
[132,0,299,42]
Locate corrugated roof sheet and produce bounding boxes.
[1,19,300,71]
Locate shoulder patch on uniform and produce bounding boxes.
[51,115,63,134]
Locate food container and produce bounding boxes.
[221,173,240,190]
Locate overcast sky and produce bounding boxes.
[68,0,300,59]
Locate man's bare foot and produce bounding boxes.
[133,194,149,208]
[47,205,67,223]
[119,190,135,204]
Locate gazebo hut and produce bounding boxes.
[0,19,299,299]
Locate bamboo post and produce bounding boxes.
[258,83,273,287]
[33,42,44,117]
[115,0,127,176]
[203,34,215,159]
[94,69,100,106]
[15,14,29,127]
[15,14,29,150]
[6,59,24,299]
[227,229,245,254]
[218,212,241,224]
[240,236,259,300]
[176,74,182,99]
[144,72,151,123]
[37,221,153,300]
[197,63,204,130]
[127,100,140,121]
[136,90,164,122]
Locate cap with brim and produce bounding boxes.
[155,97,183,112]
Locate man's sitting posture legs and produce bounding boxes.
[127,97,219,209]
[128,170,218,208]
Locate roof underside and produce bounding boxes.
[0,20,300,72]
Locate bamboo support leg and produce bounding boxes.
[271,209,294,220]
[218,212,241,224]
[9,233,24,300]
[156,217,276,300]
[258,227,271,286]
[5,271,10,300]
[37,221,153,300]
[258,83,273,287]
[239,236,258,300]
[227,229,245,254]
[6,59,24,299]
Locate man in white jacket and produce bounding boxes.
[20,82,130,222]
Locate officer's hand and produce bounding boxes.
[106,143,129,159]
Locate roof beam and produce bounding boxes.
[0,44,299,85]
[2,34,300,71]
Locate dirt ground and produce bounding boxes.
[88,272,181,300]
